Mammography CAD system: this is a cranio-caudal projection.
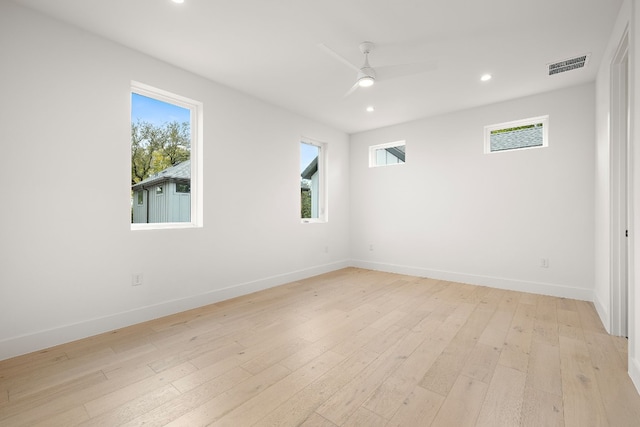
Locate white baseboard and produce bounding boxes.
[630,356,640,396]
[593,294,611,334]
[351,260,594,301]
[0,260,350,361]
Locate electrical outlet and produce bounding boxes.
[540,258,549,268]
[369,244,374,251]
[324,246,329,253]
[132,273,143,286]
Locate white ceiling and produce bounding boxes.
[13,0,623,134]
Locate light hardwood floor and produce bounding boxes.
[1,268,639,426]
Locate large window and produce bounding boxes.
[369,141,406,167]
[130,82,203,230]
[300,139,327,222]
[484,115,549,153]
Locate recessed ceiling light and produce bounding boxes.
[366,106,375,112]
[480,74,492,82]
[172,0,184,4]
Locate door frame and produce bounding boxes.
[610,28,630,337]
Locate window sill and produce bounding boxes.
[131,222,201,231]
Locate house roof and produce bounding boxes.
[132,160,190,191]
[301,156,318,180]
[386,146,405,162]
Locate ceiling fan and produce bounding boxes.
[318,41,437,97]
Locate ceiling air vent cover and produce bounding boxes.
[548,53,591,76]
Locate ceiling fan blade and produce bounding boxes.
[375,61,438,81]
[317,43,360,73]
[343,81,360,98]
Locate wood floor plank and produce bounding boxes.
[475,365,526,427]
[478,309,515,349]
[575,301,608,334]
[121,366,252,427]
[430,375,488,427]
[557,308,585,341]
[83,362,197,418]
[254,349,378,427]
[384,385,444,427]
[240,337,311,375]
[342,406,387,427]
[419,306,494,395]
[0,268,638,427]
[31,405,90,427]
[0,371,108,426]
[520,386,564,427]
[210,351,344,427]
[298,413,337,427]
[78,384,181,427]
[526,340,561,396]
[559,335,609,427]
[368,309,408,331]
[362,333,448,419]
[498,302,535,373]
[165,363,291,426]
[315,329,424,425]
[583,330,640,426]
[460,342,501,384]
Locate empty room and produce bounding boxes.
[1,0,640,425]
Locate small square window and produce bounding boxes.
[369,141,406,167]
[156,186,163,195]
[176,182,190,193]
[484,116,549,153]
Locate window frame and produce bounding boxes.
[369,140,406,167]
[484,115,549,154]
[130,81,203,231]
[300,138,327,224]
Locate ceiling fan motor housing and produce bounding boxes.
[359,41,374,54]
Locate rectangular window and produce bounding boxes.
[300,139,327,222]
[484,115,549,153]
[369,141,406,167]
[176,182,190,193]
[130,81,203,230]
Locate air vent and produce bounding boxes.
[548,54,590,76]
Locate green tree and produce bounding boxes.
[301,180,312,218]
[131,120,190,185]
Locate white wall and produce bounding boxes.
[0,1,350,360]
[350,84,595,300]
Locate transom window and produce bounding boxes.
[484,115,549,153]
[369,141,406,167]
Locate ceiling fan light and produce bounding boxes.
[358,76,375,87]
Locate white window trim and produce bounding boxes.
[484,115,549,154]
[369,140,406,167]
[301,138,328,224]
[131,81,204,231]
